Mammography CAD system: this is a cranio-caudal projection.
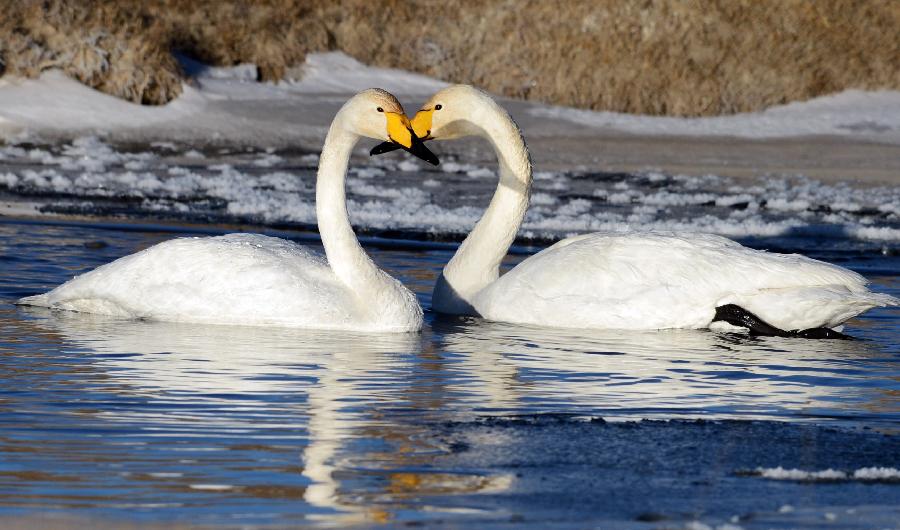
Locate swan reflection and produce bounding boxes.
[432,315,893,420]
[18,309,519,522]
[9,306,895,524]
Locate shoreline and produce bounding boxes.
[1,54,898,189]
[2,91,897,188]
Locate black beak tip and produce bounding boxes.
[370,135,440,166]
[408,133,440,166]
[419,149,440,166]
[369,142,400,156]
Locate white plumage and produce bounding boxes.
[18,89,424,332]
[473,231,895,330]
[20,234,375,329]
[415,86,897,332]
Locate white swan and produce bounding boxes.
[391,85,899,336]
[18,89,434,332]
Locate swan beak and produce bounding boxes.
[385,112,414,149]
[407,131,440,166]
[374,112,440,165]
[410,108,434,140]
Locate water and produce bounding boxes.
[0,217,898,529]
[1,137,899,528]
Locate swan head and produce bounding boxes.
[368,85,495,160]
[344,89,438,165]
[409,85,495,141]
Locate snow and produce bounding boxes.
[755,466,900,482]
[0,52,447,142]
[2,51,898,147]
[252,153,284,167]
[758,467,848,481]
[0,54,897,243]
[683,522,743,530]
[0,70,204,135]
[284,52,448,95]
[531,90,900,143]
[852,467,900,480]
[0,137,897,243]
[466,167,495,179]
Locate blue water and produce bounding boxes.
[0,217,898,529]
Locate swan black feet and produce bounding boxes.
[712,304,853,340]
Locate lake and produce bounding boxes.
[0,215,898,529]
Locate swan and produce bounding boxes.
[18,89,438,332]
[374,85,898,337]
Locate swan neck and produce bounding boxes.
[437,103,532,312]
[315,123,389,303]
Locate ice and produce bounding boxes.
[531,192,558,206]
[257,172,308,193]
[766,198,810,212]
[852,467,900,480]
[183,149,205,159]
[755,466,900,482]
[441,161,480,174]
[0,137,897,244]
[252,153,284,167]
[150,141,178,151]
[533,170,559,181]
[397,159,421,172]
[466,167,495,178]
[0,172,18,187]
[351,167,385,179]
[758,467,847,480]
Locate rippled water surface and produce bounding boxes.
[0,218,898,529]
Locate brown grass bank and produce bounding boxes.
[1,0,898,115]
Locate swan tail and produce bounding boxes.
[16,294,51,307]
[868,292,900,307]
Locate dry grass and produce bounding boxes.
[1,0,898,115]
[0,0,183,104]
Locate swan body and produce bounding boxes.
[411,86,898,332]
[19,89,427,332]
[470,231,895,331]
[20,233,420,331]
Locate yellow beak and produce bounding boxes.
[385,112,414,148]
[410,108,434,140]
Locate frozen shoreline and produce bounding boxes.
[1,136,898,245]
[1,53,899,186]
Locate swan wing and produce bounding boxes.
[473,231,896,330]
[19,234,366,329]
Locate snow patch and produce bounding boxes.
[285,52,448,95]
[0,52,446,142]
[0,70,205,134]
[531,90,900,143]
[754,466,900,482]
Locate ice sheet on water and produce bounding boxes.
[753,466,900,482]
[1,137,898,245]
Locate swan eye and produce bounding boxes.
[434,104,442,110]
[376,107,384,112]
